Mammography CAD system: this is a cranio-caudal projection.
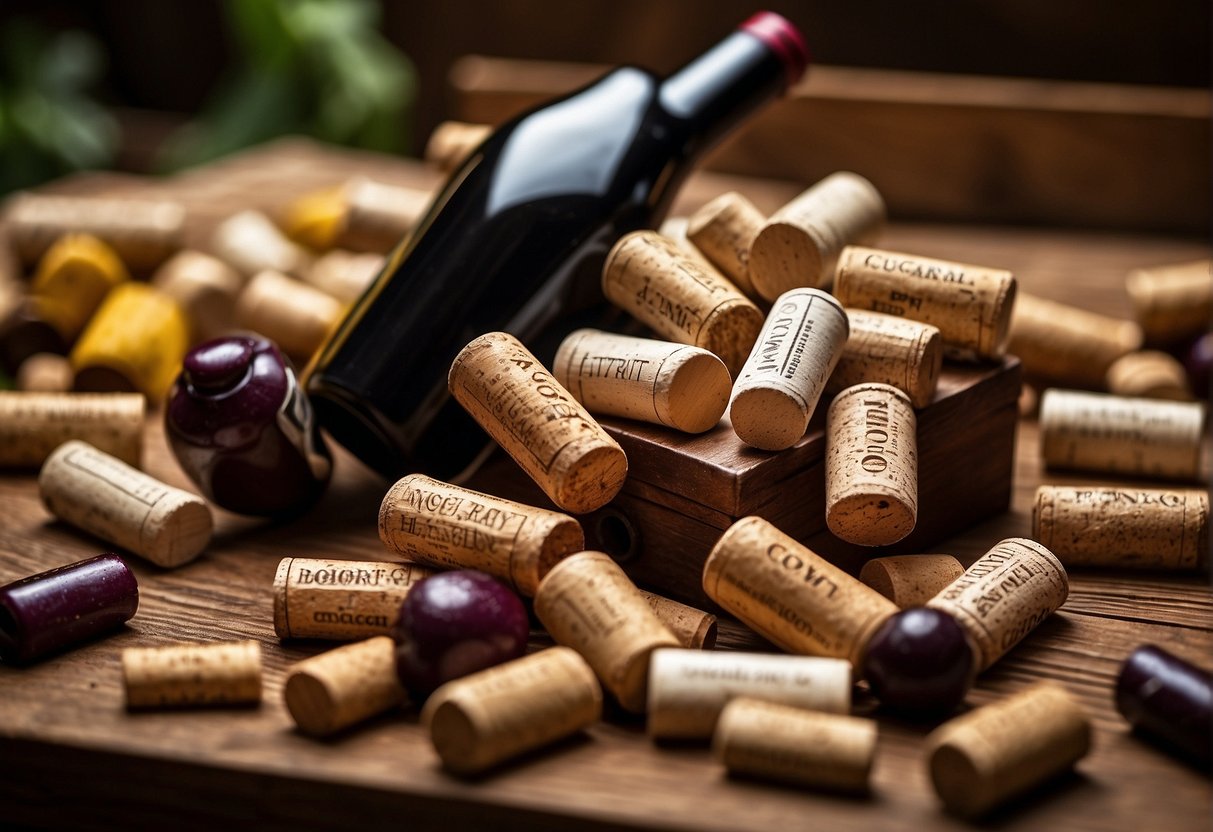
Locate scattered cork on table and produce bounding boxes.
[0,391,144,468]
[284,636,408,737]
[825,309,943,409]
[123,641,262,709]
[685,190,767,299]
[859,554,966,608]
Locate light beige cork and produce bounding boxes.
[0,392,144,468]
[304,249,385,304]
[209,209,312,279]
[638,590,717,650]
[826,309,943,409]
[748,172,886,300]
[533,551,678,712]
[859,554,966,608]
[15,353,74,393]
[123,641,261,708]
[336,177,432,252]
[273,557,435,641]
[553,329,731,434]
[31,234,130,341]
[713,697,877,793]
[235,269,344,362]
[378,474,584,596]
[601,230,764,377]
[702,517,899,666]
[1033,485,1208,570]
[151,250,244,344]
[39,440,212,568]
[926,682,1091,818]
[1008,291,1143,387]
[1039,389,1206,482]
[927,538,1068,672]
[834,246,1016,361]
[729,288,850,451]
[1125,259,1212,344]
[424,121,493,173]
[826,383,918,547]
[5,193,185,273]
[423,646,602,775]
[685,191,767,298]
[647,648,851,740]
[284,636,407,736]
[1105,350,1192,401]
[449,332,628,515]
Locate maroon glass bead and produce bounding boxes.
[1116,644,1212,766]
[862,607,976,715]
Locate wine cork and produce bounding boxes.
[859,554,966,608]
[602,230,764,377]
[123,641,261,708]
[826,383,918,547]
[39,440,213,568]
[685,191,766,298]
[926,682,1091,818]
[834,246,1016,361]
[448,332,628,515]
[70,283,190,401]
[280,184,346,250]
[210,210,312,278]
[273,557,436,641]
[638,590,717,650]
[1125,259,1213,344]
[702,517,899,665]
[747,172,886,300]
[713,697,877,793]
[304,249,384,303]
[424,121,493,172]
[335,177,432,252]
[1033,485,1208,570]
[927,538,1069,672]
[284,636,407,736]
[423,646,602,775]
[31,234,130,341]
[15,353,73,393]
[378,474,584,596]
[648,648,851,739]
[1039,389,1206,481]
[5,193,185,273]
[235,269,344,362]
[825,309,943,409]
[1105,350,1191,400]
[553,329,731,434]
[0,392,143,468]
[1008,292,1143,387]
[729,289,849,450]
[533,551,679,712]
[151,250,244,344]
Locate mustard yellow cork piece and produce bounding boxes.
[32,234,130,341]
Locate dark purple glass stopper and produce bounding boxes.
[1116,644,1212,766]
[862,607,976,715]
[0,554,139,664]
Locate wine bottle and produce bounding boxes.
[304,11,809,481]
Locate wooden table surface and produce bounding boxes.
[0,140,1209,831]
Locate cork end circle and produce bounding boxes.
[826,492,916,547]
[729,386,810,451]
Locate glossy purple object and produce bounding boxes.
[392,570,530,697]
[1182,332,1212,400]
[165,334,331,516]
[862,608,975,715]
[1116,644,1212,766]
[0,554,138,664]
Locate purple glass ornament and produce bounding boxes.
[165,334,331,516]
[1116,644,1212,766]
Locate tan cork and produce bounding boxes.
[0,392,143,468]
[748,172,886,300]
[151,250,244,345]
[702,517,899,666]
[235,269,344,363]
[123,640,261,709]
[1033,485,1208,570]
[209,209,312,279]
[685,191,767,298]
[713,697,877,793]
[39,440,212,568]
[336,177,432,252]
[729,288,850,451]
[423,646,602,775]
[31,234,129,341]
[1125,259,1212,344]
[449,332,628,515]
[284,636,407,737]
[826,383,918,547]
[273,557,436,641]
[602,230,764,377]
[1008,291,1143,387]
[424,121,493,173]
[926,682,1091,818]
[15,353,74,394]
[647,648,851,740]
[554,329,731,434]
[304,250,385,304]
[638,590,717,650]
[859,554,966,608]
[378,474,583,596]
[826,309,943,409]
[533,551,678,713]
[927,538,1068,672]
[1105,350,1192,401]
